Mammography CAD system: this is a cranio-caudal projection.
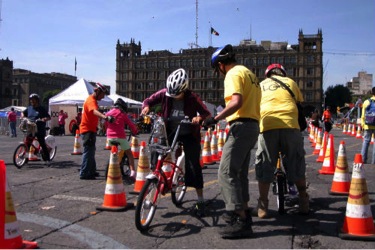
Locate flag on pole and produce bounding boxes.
[211,27,219,36]
[75,57,77,72]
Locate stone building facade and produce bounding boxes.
[346,71,373,97]
[116,29,323,111]
[0,58,14,108]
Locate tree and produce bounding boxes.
[42,89,61,107]
[324,85,352,113]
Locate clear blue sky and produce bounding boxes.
[1,0,374,94]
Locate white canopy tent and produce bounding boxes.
[108,93,142,107]
[48,78,114,134]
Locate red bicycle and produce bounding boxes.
[13,118,57,168]
[134,117,190,232]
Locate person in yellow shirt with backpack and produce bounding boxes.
[361,87,375,164]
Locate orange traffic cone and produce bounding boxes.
[202,131,213,165]
[371,133,375,145]
[351,124,356,137]
[339,154,375,240]
[313,129,323,155]
[130,136,140,159]
[131,141,150,194]
[211,130,219,162]
[28,139,39,161]
[0,160,38,249]
[319,134,335,175]
[199,130,205,169]
[356,125,362,139]
[309,124,315,142]
[329,141,350,195]
[316,131,328,162]
[103,139,111,150]
[96,146,133,211]
[342,123,347,134]
[71,129,82,155]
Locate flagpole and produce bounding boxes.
[209,22,212,47]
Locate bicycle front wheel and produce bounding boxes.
[171,171,186,206]
[49,146,57,161]
[13,144,28,168]
[135,179,159,232]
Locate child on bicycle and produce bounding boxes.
[22,93,51,166]
[141,68,211,217]
[105,98,139,180]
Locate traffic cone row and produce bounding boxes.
[71,129,82,155]
[97,146,133,211]
[0,160,38,248]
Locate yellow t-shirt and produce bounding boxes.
[224,65,261,122]
[259,75,303,132]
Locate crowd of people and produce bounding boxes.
[13,43,317,240]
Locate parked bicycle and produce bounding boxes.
[134,117,188,232]
[13,118,57,168]
[272,152,299,214]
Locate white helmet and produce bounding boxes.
[166,68,188,97]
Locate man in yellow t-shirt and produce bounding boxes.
[79,83,113,180]
[360,87,375,164]
[205,44,260,239]
[254,64,309,218]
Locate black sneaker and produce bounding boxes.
[222,209,252,224]
[194,201,206,217]
[219,215,253,239]
[222,211,237,223]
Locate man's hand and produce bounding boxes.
[203,117,218,127]
[105,116,115,123]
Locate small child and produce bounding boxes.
[105,98,138,179]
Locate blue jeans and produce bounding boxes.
[80,132,97,177]
[9,121,17,137]
[361,129,375,164]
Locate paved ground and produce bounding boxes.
[0,126,374,249]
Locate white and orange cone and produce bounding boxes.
[329,141,350,195]
[71,129,82,155]
[339,154,375,240]
[104,139,111,150]
[217,130,224,159]
[28,139,39,161]
[131,141,150,194]
[130,136,140,159]
[313,129,323,155]
[316,131,328,163]
[356,125,363,139]
[0,160,38,249]
[318,134,335,175]
[210,130,219,162]
[97,146,133,211]
[202,130,213,165]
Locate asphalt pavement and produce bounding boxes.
[0,126,374,249]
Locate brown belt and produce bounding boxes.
[229,118,258,125]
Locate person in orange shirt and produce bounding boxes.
[322,106,332,132]
[79,83,114,180]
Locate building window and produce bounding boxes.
[305,91,313,102]
[307,81,313,88]
[277,57,283,64]
[307,68,314,75]
[290,57,297,64]
[263,57,269,65]
[257,58,263,66]
[307,55,314,63]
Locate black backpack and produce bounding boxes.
[365,99,375,126]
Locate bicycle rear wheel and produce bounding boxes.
[171,171,186,206]
[276,174,286,214]
[49,146,57,160]
[13,144,28,168]
[135,179,159,232]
